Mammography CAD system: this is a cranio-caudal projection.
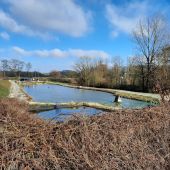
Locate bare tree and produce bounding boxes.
[133,16,169,91]
[127,56,147,91]
[1,59,9,77]
[25,62,32,77]
[49,70,61,78]
[92,60,108,87]
[9,59,25,78]
[74,56,93,86]
[110,56,122,87]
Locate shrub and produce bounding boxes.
[0,99,170,169]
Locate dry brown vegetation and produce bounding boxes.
[0,99,170,170]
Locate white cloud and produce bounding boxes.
[2,0,91,37]
[0,10,51,39]
[0,32,10,40]
[106,2,147,35]
[12,46,67,58]
[68,49,109,59]
[0,10,29,33]
[12,46,109,59]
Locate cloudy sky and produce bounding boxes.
[0,0,170,72]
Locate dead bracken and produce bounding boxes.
[0,98,170,170]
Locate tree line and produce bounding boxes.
[74,16,170,92]
[0,59,35,78]
[1,16,169,92]
[0,59,32,77]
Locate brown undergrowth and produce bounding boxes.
[0,99,170,170]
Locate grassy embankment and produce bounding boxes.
[0,80,10,98]
[0,98,169,169]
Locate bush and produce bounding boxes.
[49,77,77,84]
[0,99,170,169]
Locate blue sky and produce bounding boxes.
[0,0,170,72]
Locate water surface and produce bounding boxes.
[24,84,151,109]
[38,107,102,121]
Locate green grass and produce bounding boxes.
[0,80,10,98]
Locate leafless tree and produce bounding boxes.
[9,59,25,78]
[92,60,108,87]
[74,56,93,86]
[25,62,32,77]
[49,70,61,78]
[133,16,169,91]
[110,56,122,87]
[1,59,9,77]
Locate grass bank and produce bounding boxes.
[0,80,10,98]
[0,98,169,169]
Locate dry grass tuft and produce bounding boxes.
[0,99,170,170]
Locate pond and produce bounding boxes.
[24,84,151,109]
[24,84,152,120]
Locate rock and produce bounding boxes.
[114,95,122,103]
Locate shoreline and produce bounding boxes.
[22,81,160,103]
[8,80,32,102]
[9,80,121,112]
[9,80,160,112]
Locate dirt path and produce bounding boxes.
[8,80,30,102]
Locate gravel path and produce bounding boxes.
[9,80,30,102]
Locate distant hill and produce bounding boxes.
[60,70,78,78]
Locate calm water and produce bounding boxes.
[24,84,151,108]
[37,107,103,121]
[25,84,152,120]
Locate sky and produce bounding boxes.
[0,0,170,72]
